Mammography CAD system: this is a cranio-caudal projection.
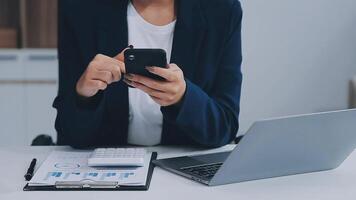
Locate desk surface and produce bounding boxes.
[0,145,355,200]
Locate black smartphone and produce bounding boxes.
[124,48,167,81]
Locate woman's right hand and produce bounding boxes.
[76,50,126,98]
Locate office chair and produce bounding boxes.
[31,134,55,146]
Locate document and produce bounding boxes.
[29,150,152,187]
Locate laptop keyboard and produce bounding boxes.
[181,163,223,180]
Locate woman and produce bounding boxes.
[54,0,243,148]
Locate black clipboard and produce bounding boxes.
[23,152,157,191]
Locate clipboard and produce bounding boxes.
[23,152,157,191]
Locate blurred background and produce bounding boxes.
[0,0,355,146]
[0,0,58,146]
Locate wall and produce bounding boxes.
[0,49,57,146]
[238,0,356,133]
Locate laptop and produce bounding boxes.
[153,109,356,186]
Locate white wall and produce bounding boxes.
[238,0,356,133]
[0,49,57,146]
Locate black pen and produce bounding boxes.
[24,158,37,181]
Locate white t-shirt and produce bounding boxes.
[126,2,176,146]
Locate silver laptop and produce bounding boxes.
[153,109,356,186]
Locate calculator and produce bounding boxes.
[88,148,147,167]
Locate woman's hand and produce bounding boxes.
[124,64,187,107]
[76,50,126,97]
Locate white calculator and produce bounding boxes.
[88,148,147,167]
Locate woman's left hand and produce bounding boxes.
[124,64,186,107]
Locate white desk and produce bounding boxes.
[0,145,355,200]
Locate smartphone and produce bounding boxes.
[124,48,167,81]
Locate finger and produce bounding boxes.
[150,96,168,106]
[94,54,120,65]
[93,60,122,81]
[123,78,135,88]
[91,71,113,84]
[131,81,166,99]
[167,63,180,70]
[114,47,131,62]
[125,74,167,92]
[118,61,126,74]
[145,66,178,82]
[90,80,107,91]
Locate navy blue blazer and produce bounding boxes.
[54,0,243,148]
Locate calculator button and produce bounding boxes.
[88,148,147,167]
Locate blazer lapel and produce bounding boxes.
[96,0,129,56]
[170,0,207,80]
[95,0,130,144]
[162,0,207,143]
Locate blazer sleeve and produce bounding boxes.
[53,1,106,148]
[161,2,243,147]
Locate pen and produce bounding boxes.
[24,158,37,181]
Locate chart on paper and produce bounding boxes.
[29,151,151,186]
[43,171,135,181]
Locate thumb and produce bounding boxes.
[114,45,133,62]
